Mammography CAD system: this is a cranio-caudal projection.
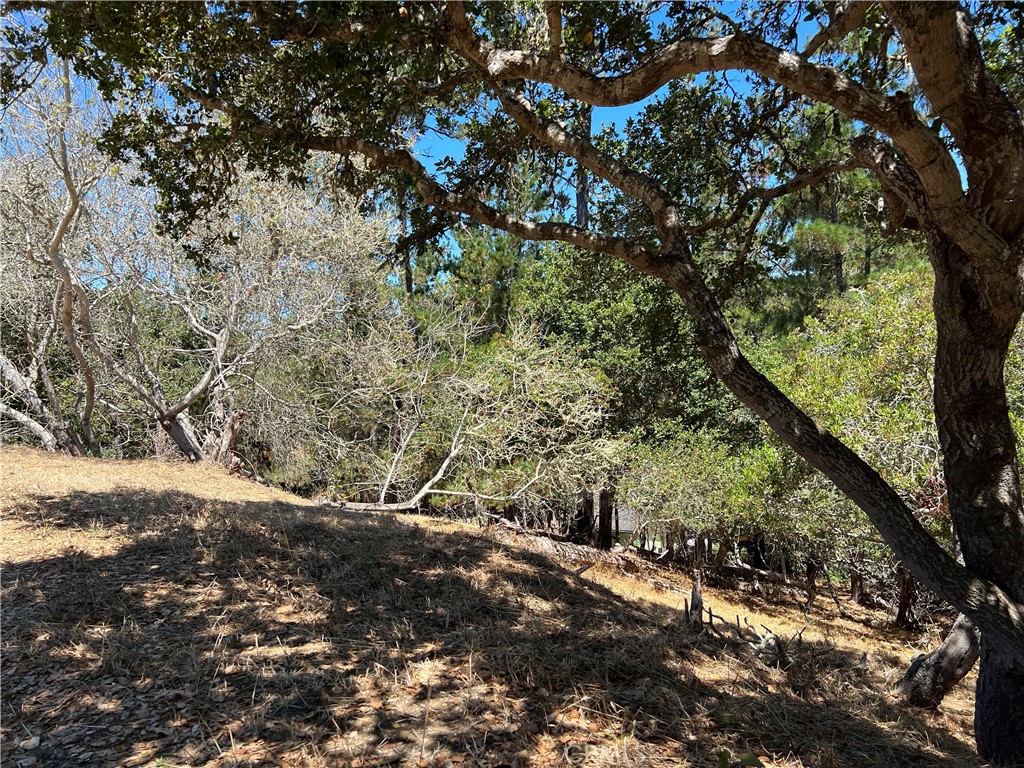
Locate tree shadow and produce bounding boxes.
[2,489,982,767]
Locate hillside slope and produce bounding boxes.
[1,447,979,767]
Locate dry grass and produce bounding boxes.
[1,446,982,767]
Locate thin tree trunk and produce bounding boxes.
[850,547,867,605]
[894,562,917,628]
[834,248,847,293]
[597,488,613,550]
[160,413,203,462]
[805,556,820,609]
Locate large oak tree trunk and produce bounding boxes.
[930,236,1024,762]
[976,635,1024,763]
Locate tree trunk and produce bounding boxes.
[930,236,1024,762]
[160,413,203,462]
[687,570,703,626]
[596,488,613,550]
[569,490,595,543]
[712,536,732,572]
[804,556,820,608]
[894,562,917,628]
[897,614,979,708]
[833,248,847,293]
[204,408,245,466]
[975,634,1024,763]
[850,547,867,605]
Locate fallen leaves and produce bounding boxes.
[0,448,984,768]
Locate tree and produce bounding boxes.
[2,63,394,462]
[1,62,108,456]
[11,2,1024,759]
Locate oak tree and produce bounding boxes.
[9,2,1024,759]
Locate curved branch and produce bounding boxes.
[883,2,1024,238]
[653,240,1024,657]
[494,87,676,219]
[801,1,874,59]
[444,1,1006,269]
[851,136,1023,312]
[301,135,664,274]
[0,402,57,451]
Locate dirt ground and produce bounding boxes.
[1,446,982,767]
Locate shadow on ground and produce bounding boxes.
[1,489,981,767]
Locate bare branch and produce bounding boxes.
[0,402,58,451]
[689,159,859,235]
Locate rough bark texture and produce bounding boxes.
[897,614,979,709]
[976,635,1024,763]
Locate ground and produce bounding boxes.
[1,447,981,767]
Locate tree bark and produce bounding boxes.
[712,535,732,572]
[160,413,204,462]
[571,490,596,543]
[928,235,1024,762]
[976,634,1024,763]
[897,614,979,709]
[894,562,917,629]
[597,487,613,550]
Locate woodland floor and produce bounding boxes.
[1,447,982,768]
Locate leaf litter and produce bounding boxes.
[1,447,981,767]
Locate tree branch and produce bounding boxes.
[545,1,563,60]
[444,1,1006,269]
[801,1,874,59]
[883,2,1024,240]
[688,159,860,234]
[0,402,57,451]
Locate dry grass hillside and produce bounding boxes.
[1,447,981,767]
